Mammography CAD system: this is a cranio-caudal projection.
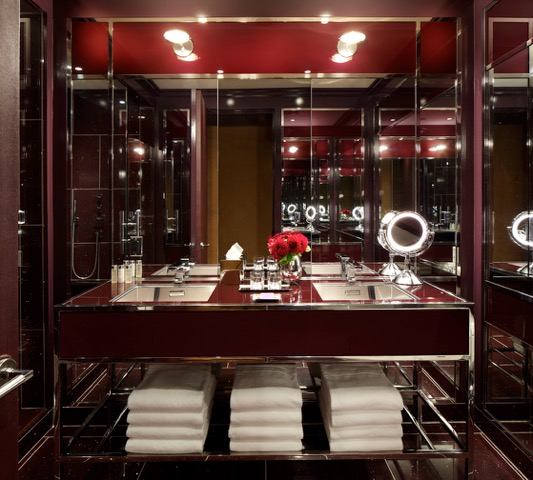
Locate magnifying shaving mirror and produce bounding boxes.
[305,205,317,232]
[377,211,402,276]
[378,210,434,285]
[507,211,533,275]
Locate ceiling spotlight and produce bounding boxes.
[288,145,299,154]
[390,118,396,122]
[446,117,453,121]
[290,118,295,122]
[320,14,330,24]
[119,100,126,105]
[74,66,83,72]
[197,16,208,23]
[331,53,352,63]
[164,29,194,58]
[337,31,366,58]
[226,97,235,106]
[177,53,199,62]
[429,144,447,152]
[163,29,190,44]
[295,97,304,106]
[133,147,145,155]
[379,145,389,152]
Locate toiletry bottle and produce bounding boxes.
[111,265,118,283]
[124,263,132,283]
[117,265,125,283]
[135,260,142,278]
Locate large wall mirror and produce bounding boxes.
[67,17,461,290]
[483,0,533,468]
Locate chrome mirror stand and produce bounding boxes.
[393,256,423,286]
[379,253,401,277]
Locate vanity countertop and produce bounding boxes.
[58,263,469,311]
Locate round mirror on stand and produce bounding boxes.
[507,211,533,275]
[377,211,402,276]
[305,205,317,232]
[377,210,434,285]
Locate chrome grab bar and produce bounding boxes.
[0,356,33,400]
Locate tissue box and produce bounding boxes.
[220,259,242,271]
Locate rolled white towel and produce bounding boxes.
[128,369,216,412]
[320,364,403,412]
[327,437,403,452]
[125,438,205,454]
[230,439,303,452]
[126,421,209,440]
[319,389,403,427]
[230,409,302,426]
[230,365,302,411]
[126,407,210,428]
[228,424,304,440]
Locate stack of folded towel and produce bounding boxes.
[125,364,216,454]
[229,364,304,452]
[319,363,404,452]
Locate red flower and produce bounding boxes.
[267,231,310,260]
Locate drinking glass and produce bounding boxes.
[346,264,359,284]
[250,270,264,290]
[267,269,282,290]
[253,256,265,271]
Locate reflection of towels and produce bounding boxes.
[230,365,302,411]
[327,437,403,452]
[230,440,303,452]
[229,424,304,440]
[127,366,215,412]
[230,409,302,426]
[125,438,205,454]
[127,421,209,440]
[318,389,402,427]
[320,364,403,412]
[126,408,210,427]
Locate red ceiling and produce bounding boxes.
[72,20,457,75]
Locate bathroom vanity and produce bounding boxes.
[55,264,474,476]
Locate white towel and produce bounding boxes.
[230,365,302,411]
[320,364,403,412]
[125,437,205,454]
[327,437,403,452]
[126,421,209,440]
[230,409,302,426]
[228,424,304,440]
[318,389,402,427]
[127,368,216,412]
[230,439,303,452]
[323,420,403,441]
[126,408,209,428]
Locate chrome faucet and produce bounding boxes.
[336,254,351,279]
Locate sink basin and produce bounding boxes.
[111,284,217,303]
[303,262,375,276]
[151,264,220,277]
[313,282,415,302]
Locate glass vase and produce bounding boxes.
[280,254,302,284]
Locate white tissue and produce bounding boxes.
[225,242,244,260]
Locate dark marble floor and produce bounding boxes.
[19,431,526,480]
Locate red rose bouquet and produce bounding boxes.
[267,230,310,265]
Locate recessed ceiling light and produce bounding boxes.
[331,53,352,63]
[133,147,145,155]
[74,66,83,72]
[290,119,295,122]
[295,97,304,106]
[379,145,389,152]
[320,14,330,24]
[119,100,126,105]
[288,145,299,154]
[226,98,235,106]
[447,117,453,121]
[198,16,208,23]
[163,29,190,44]
[390,118,396,122]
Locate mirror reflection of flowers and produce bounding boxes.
[340,208,352,220]
[267,231,311,265]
